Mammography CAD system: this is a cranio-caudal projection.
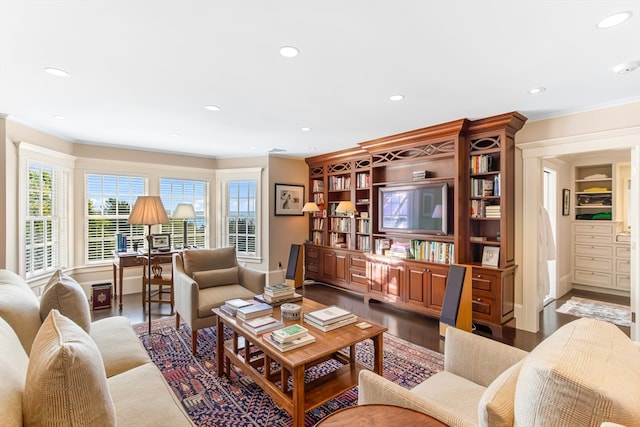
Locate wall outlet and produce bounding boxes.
[278,262,282,269]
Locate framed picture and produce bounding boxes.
[275,184,304,216]
[562,188,570,216]
[151,233,171,250]
[482,246,500,267]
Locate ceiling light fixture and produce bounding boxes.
[204,105,221,112]
[44,67,70,78]
[597,11,632,29]
[527,87,546,95]
[279,45,299,58]
[301,127,311,132]
[612,60,640,74]
[389,94,405,101]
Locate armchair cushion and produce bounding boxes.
[24,310,116,427]
[182,247,237,276]
[40,269,91,333]
[514,318,640,426]
[197,284,255,317]
[477,359,524,427]
[193,267,239,289]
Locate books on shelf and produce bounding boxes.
[470,154,494,174]
[304,305,353,325]
[270,324,309,344]
[243,316,284,335]
[304,313,358,332]
[410,240,454,264]
[236,302,273,320]
[254,292,303,306]
[263,331,316,352]
[220,298,254,316]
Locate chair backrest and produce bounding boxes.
[181,247,238,277]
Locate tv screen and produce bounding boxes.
[379,183,448,235]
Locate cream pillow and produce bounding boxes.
[40,269,91,333]
[477,359,523,427]
[0,317,30,427]
[23,310,116,427]
[193,267,239,288]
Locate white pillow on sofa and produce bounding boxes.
[40,269,91,333]
[23,310,116,427]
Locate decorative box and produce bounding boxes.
[91,282,113,310]
[281,303,301,320]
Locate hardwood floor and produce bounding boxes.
[92,282,630,353]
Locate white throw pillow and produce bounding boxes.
[40,269,91,333]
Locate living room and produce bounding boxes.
[1,2,639,425]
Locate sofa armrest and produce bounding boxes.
[358,370,472,426]
[444,327,528,387]
[238,266,265,295]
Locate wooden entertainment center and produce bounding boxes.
[304,112,527,336]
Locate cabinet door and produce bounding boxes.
[322,251,336,280]
[368,261,384,294]
[427,267,448,311]
[386,264,403,299]
[335,252,348,282]
[406,265,428,306]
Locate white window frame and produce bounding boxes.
[159,177,209,248]
[84,173,146,264]
[216,168,262,263]
[18,142,73,280]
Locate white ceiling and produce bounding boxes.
[1,1,639,159]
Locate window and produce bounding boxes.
[86,174,145,262]
[25,162,68,278]
[159,178,208,248]
[216,168,262,262]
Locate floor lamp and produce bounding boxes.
[173,203,196,249]
[128,196,169,335]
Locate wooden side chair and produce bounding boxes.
[141,255,174,313]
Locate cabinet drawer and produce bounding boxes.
[616,259,630,274]
[306,247,320,260]
[350,255,367,269]
[574,269,612,287]
[471,271,498,292]
[472,295,495,320]
[306,263,319,273]
[574,256,613,272]
[574,244,613,257]
[573,223,615,235]
[574,234,612,244]
[616,274,630,289]
[350,272,368,286]
[616,246,631,259]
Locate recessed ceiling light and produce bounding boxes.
[389,94,405,101]
[309,146,317,151]
[301,127,311,132]
[54,115,69,120]
[597,11,632,29]
[279,46,299,58]
[204,105,221,112]
[527,87,546,95]
[44,67,70,78]
[612,60,640,74]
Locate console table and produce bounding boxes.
[112,250,176,310]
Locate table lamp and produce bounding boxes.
[301,202,320,213]
[335,201,356,217]
[173,203,196,249]
[128,196,169,335]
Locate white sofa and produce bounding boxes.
[0,269,194,426]
[358,318,640,426]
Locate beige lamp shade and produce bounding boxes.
[335,201,356,213]
[128,196,169,225]
[302,202,320,212]
[173,203,197,219]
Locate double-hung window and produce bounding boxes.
[85,174,145,263]
[159,178,208,248]
[216,168,262,262]
[25,162,69,279]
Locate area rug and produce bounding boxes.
[133,318,443,426]
[556,297,631,327]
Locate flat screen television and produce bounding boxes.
[379,183,448,235]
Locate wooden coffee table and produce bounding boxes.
[213,298,387,427]
[315,404,447,426]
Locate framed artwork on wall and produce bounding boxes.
[562,188,570,216]
[275,184,304,216]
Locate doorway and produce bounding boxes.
[543,168,557,306]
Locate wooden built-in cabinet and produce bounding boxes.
[304,112,526,335]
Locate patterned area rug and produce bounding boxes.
[133,318,443,426]
[556,297,631,327]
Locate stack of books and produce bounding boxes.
[243,316,284,335]
[264,324,315,352]
[236,302,273,320]
[263,283,295,300]
[389,241,411,259]
[485,204,501,218]
[303,305,357,332]
[254,291,303,306]
[220,298,253,317]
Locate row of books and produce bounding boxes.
[330,217,350,232]
[313,192,325,204]
[470,177,498,197]
[328,175,351,191]
[470,154,495,174]
[356,235,371,252]
[470,200,501,218]
[312,179,324,192]
[411,240,454,264]
[356,172,370,189]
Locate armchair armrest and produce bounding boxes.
[444,327,528,387]
[238,266,265,295]
[357,370,469,426]
[172,257,201,324]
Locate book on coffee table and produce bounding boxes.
[271,324,309,344]
[304,313,358,332]
[243,316,284,335]
[263,331,316,352]
[304,305,353,325]
[236,302,273,320]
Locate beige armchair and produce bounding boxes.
[173,247,265,355]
